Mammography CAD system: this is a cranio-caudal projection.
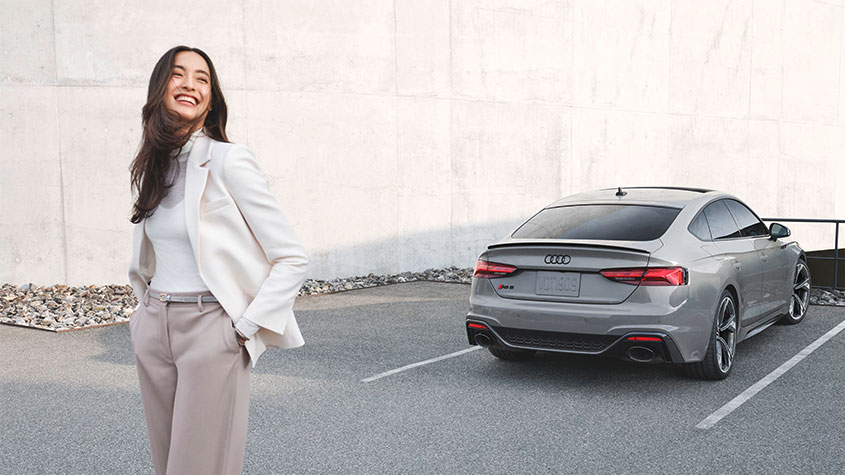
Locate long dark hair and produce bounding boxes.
[129,46,228,223]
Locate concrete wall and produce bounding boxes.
[2,0,845,284]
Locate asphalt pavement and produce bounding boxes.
[1,281,843,474]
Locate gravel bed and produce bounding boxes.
[808,288,845,306]
[3,268,841,332]
[298,266,472,294]
[0,267,473,332]
[0,283,134,332]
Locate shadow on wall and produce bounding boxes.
[303,218,528,279]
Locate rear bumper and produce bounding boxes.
[466,319,684,363]
[468,277,712,362]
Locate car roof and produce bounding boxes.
[547,187,723,209]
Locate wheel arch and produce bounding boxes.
[724,284,739,308]
[723,284,741,335]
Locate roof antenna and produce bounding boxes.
[616,187,627,197]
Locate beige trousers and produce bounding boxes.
[130,287,250,475]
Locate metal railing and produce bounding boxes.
[761,217,845,290]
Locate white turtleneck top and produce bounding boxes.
[147,130,206,293]
[146,129,259,338]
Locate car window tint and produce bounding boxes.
[703,200,741,239]
[511,205,680,241]
[688,212,712,241]
[724,199,768,237]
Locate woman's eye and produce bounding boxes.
[198,78,208,84]
[172,72,182,77]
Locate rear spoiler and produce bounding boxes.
[487,240,662,255]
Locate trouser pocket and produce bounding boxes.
[221,316,242,354]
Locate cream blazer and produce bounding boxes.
[128,135,308,367]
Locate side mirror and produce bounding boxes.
[769,223,791,240]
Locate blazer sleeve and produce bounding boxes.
[128,221,153,311]
[222,144,309,332]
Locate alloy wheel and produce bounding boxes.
[789,262,811,320]
[715,295,737,373]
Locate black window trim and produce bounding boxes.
[716,234,771,242]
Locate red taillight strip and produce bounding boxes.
[626,336,663,342]
[600,267,687,286]
[599,268,645,283]
[467,323,488,330]
[473,260,518,278]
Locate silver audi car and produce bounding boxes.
[465,187,810,380]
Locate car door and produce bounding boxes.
[704,200,765,324]
[724,199,792,315]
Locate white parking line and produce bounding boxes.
[361,347,482,383]
[696,318,845,430]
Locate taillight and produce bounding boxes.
[600,267,687,286]
[473,260,517,278]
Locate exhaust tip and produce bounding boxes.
[627,346,655,363]
[474,332,493,347]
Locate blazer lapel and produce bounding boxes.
[184,135,212,266]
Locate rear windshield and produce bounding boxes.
[512,205,681,241]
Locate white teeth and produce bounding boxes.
[176,95,197,105]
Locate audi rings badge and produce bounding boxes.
[544,254,571,265]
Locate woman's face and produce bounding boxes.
[164,51,212,128]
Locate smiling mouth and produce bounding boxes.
[175,94,198,106]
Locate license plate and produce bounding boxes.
[536,271,581,297]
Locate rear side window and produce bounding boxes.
[512,205,681,241]
[688,212,712,241]
[703,200,741,239]
[724,199,768,237]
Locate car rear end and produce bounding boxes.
[466,194,704,363]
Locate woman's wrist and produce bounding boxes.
[234,328,249,346]
[234,317,259,346]
[234,317,260,338]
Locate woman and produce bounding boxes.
[128,46,308,475]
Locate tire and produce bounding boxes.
[780,259,810,325]
[488,346,536,361]
[685,290,738,380]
